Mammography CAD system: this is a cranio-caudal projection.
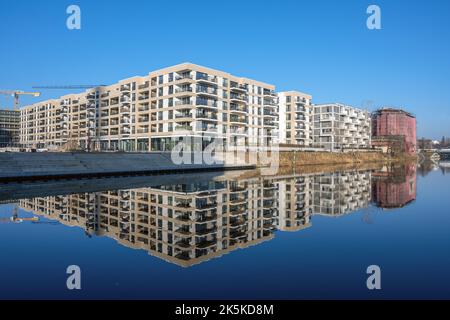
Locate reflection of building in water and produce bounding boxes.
[20,177,278,267]
[417,161,439,177]
[371,163,417,209]
[275,175,313,232]
[19,169,382,267]
[312,171,372,217]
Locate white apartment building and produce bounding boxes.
[277,91,313,146]
[312,103,371,151]
[20,63,278,152]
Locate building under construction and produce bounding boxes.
[0,109,20,148]
[371,108,417,155]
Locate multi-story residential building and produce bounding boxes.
[277,91,313,146]
[371,108,417,154]
[20,63,278,152]
[312,103,371,151]
[0,109,20,148]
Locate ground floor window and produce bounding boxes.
[137,139,149,152]
[119,139,135,152]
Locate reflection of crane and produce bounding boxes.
[0,90,41,111]
[0,205,59,225]
[0,206,39,224]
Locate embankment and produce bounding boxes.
[279,150,416,167]
[0,152,253,182]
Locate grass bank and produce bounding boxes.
[278,151,416,168]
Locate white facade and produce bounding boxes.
[313,103,371,151]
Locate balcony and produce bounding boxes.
[176,214,192,222]
[196,100,217,108]
[230,104,248,114]
[196,73,217,83]
[138,82,149,90]
[175,125,193,131]
[230,127,248,135]
[197,124,218,132]
[138,95,149,101]
[196,227,217,236]
[195,214,218,223]
[120,106,130,113]
[175,86,193,95]
[120,84,131,92]
[230,83,247,92]
[175,200,193,208]
[263,89,277,97]
[230,116,247,124]
[137,127,149,134]
[196,111,218,120]
[175,111,193,119]
[120,96,132,104]
[175,73,193,81]
[175,100,193,107]
[230,93,248,102]
[263,109,277,117]
[138,104,149,112]
[196,86,218,96]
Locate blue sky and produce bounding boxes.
[0,0,449,139]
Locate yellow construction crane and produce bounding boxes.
[0,90,41,111]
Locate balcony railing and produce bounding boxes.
[175,125,193,131]
[196,73,217,83]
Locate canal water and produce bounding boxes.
[1,162,449,299]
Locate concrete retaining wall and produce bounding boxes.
[0,152,253,181]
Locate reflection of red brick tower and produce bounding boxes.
[372,163,417,209]
[372,108,417,154]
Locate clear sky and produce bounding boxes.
[1,0,449,139]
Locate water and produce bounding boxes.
[1,162,449,299]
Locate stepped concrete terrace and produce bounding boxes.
[0,152,255,182]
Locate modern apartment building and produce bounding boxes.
[0,109,20,148]
[20,63,278,152]
[312,103,371,151]
[277,91,313,146]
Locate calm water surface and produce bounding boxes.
[1,162,449,299]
